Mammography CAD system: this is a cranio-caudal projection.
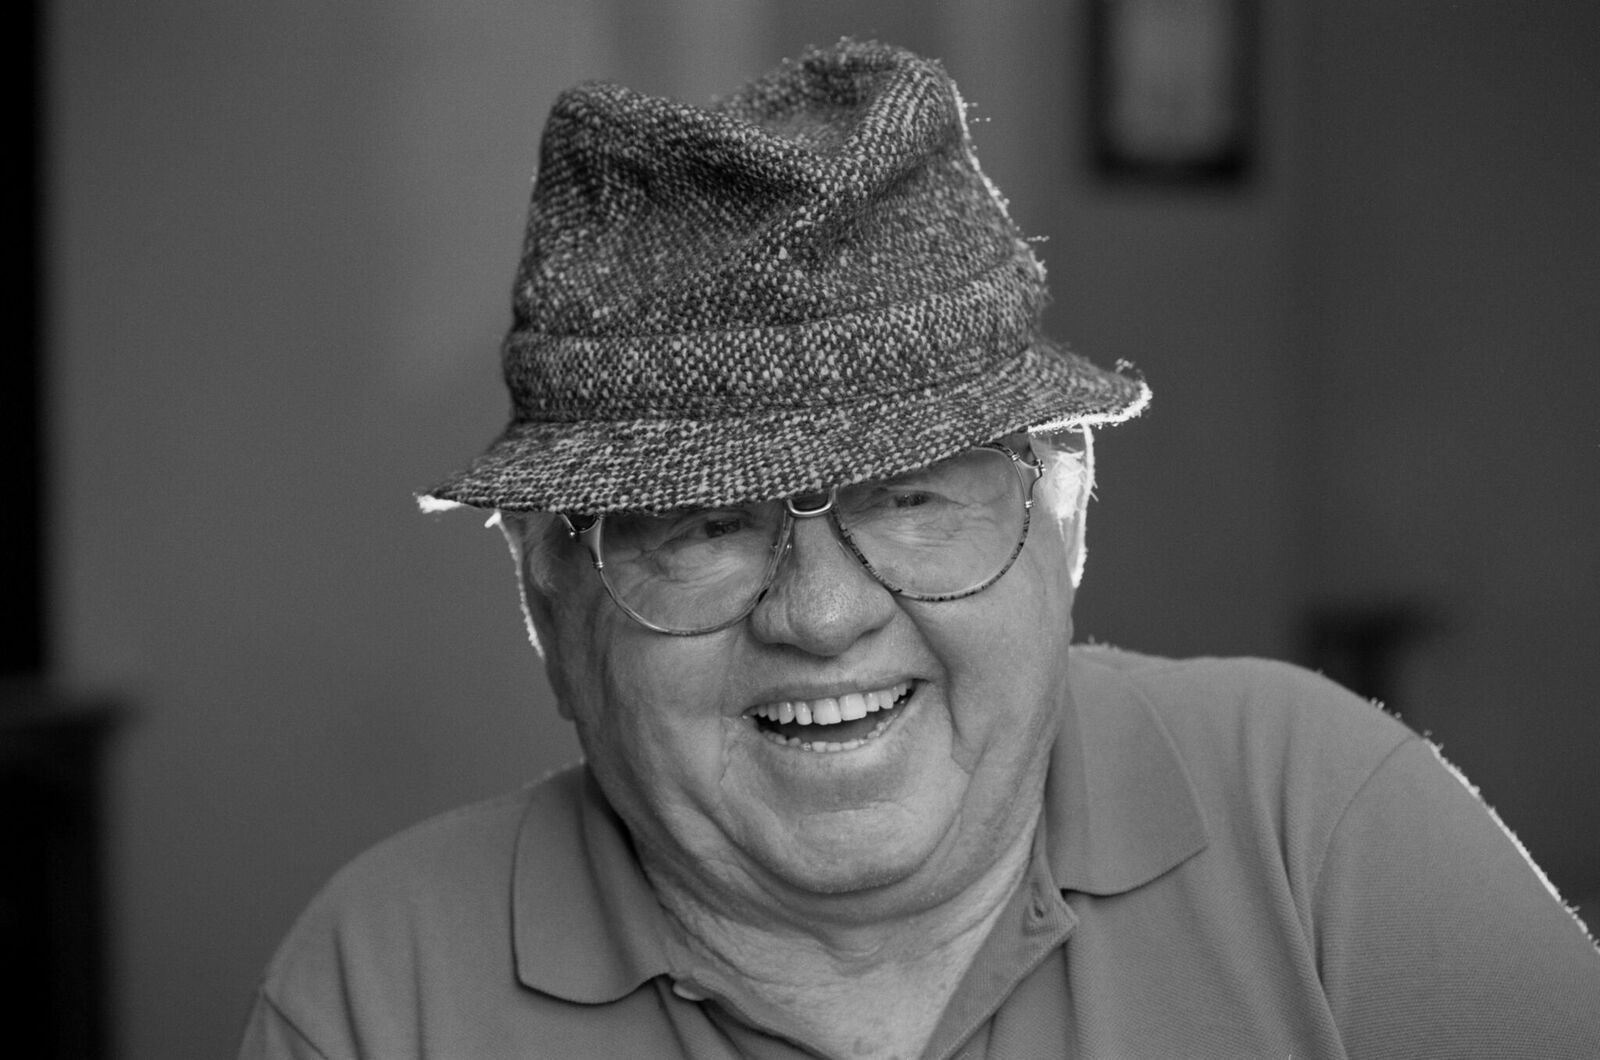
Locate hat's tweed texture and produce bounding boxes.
[425,38,1149,514]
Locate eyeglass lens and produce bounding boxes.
[597,446,1028,633]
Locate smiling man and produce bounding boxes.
[241,39,1600,1060]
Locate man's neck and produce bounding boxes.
[644,819,1039,1060]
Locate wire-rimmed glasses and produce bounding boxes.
[561,442,1044,636]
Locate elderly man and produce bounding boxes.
[242,40,1600,1059]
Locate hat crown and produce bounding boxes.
[506,39,1045,419]
[422,40,1148,515]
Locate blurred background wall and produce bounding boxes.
[39,0,1598,1056]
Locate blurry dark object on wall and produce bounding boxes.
[1300,601,1439,722]
[0,689,117,1059]
[1088,0,1257,185]
[2,6,105,1055]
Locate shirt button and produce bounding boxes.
[672,979,710,1002]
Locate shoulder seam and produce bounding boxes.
[1308,731,1422,927]
[256,987,337,1060]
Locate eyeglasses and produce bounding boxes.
[561,442,1044,636]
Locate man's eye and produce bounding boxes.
[891,491,933,509]
[702,515,745,538]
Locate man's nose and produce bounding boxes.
[746,514,897,656]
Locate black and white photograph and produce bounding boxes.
[17,1,1600,1056]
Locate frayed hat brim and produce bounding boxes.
[422,338,1147,514]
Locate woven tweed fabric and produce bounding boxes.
[424,38,1149,515]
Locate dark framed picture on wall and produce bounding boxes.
[1087,0,1257,184]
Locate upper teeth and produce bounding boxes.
[747,682,911,726]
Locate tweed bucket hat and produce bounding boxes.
[423,38,1148,515]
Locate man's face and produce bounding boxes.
[522,466,1078,919]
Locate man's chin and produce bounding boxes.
[776,858,919,898]
[751,829,957,910]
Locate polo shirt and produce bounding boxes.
[241,648,1600,1058]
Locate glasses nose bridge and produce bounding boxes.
[766,486,871,591]
[784,486,837,519]
[750,488,899,652]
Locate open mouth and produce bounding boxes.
[745,681,914,752]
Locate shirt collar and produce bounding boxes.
[1045,647,1209,894]
[512,767,673,1002]
[513,646,1209,1000]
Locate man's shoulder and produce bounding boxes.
[247,765,626,1056]
[321,766,584,900]
[1071,642,1369,700]
[1071,644,1413,760]
[260,765,588,987]
[1064,646,1432,924]
[1068,645,1418,824]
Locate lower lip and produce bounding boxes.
[753,685,916,754]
